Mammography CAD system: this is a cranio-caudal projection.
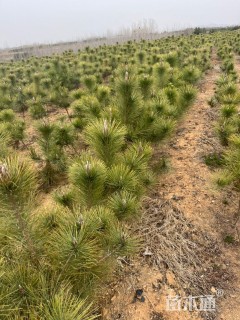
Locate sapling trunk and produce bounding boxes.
[233,196,240,226]
[64,107,72,123]
[13,202,39,267]
[21,107,26,122]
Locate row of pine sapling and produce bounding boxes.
[0,35,209,189]
[0,34,213,318]
[212,35,240,233]
[0,34,209,118]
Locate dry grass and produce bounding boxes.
[137,197,229,295]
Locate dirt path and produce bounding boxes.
[157,57,221,234]
[103,54,240,320]
[156,54,240,320]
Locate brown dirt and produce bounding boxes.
[102,55,240,319]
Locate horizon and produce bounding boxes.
[1,0,240,49]
[1,23,239,52]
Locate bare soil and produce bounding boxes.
[102,54,240,320]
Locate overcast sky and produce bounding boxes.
[0,0,239,48]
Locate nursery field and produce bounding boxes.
[0,29,240,320]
